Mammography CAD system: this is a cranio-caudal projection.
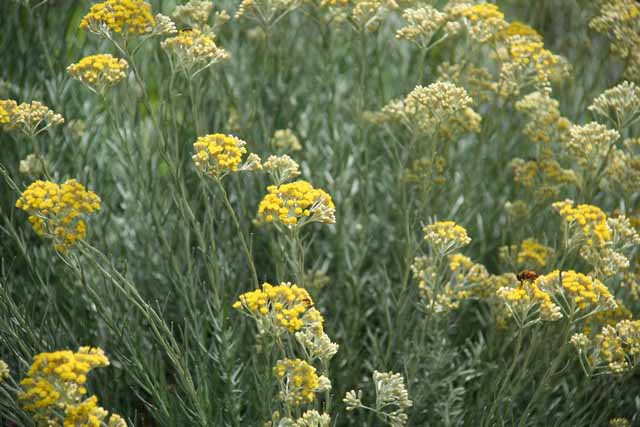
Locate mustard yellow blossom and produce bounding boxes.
[449,3,507,43]
[536,270,616,316]
[517,238,553,268]
[233,282,317,334]
[497,276,561,324]
[274,359,328,407]
[63,396,109,427]
[497,21,541,41]
[553,200,612,247]
[67,54,128,91]
[80,0,155,35]
[192,133,261,178]
[162,29,230,73]
[19,347,109,415]
[257,180,335,228]
[16,179,101,252]
[0,99,17,125]
[19,347,124,427]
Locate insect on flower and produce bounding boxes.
[517,269,539,284]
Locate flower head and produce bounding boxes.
[192,133,261,178]
[1,100,64,137]
[80,0,155,35]
[16,179,102,252]
[0,359,9,383]
[257,180,335,228]
[379,82,480,137]
[162,28,230,74]
[18,347,123,427]
[553,200,612,247]
[274,359,328,407]
[233,282,317,335]
[67,54,128,92]
[263,154,301,185]
[422,220,471,255]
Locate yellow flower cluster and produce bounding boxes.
[516,238,552,268]
[257,180,336,228]
[497,21,541,41]
[510,157,577,201]
[0,99,17,124]
[271,128,302,152]
[596,320,640,374]
[396,6,446,45]
[161,29,230,71]
[274,358,325,406]
[502,36,569,93]
[263,154,301,185]
[16,179,102,252]
[553,200,612,247]
[423,220,471,255]
[80,0,155,35]
[536,270,616,314]
[0,100,64,137]
[590,0,640,82]
[566,122,620,168]
[497,276,562,324]
[515,91,568,145]
[233,282,317,334]
[67,54,129,91]
[380,81,481,138]
[609,418,632,427]
[19,347,124,426]
[0,359,9,383]
[449,3,507,43]
[589,81,640,128]
[192,133,261,178]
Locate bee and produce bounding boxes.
[516,270,539,286]
[301,297,314,308]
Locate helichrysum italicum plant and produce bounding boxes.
[5,0,640,425]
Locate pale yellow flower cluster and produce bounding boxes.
[344,371,412,427]
[590,0,640,81]
[0,100,64,137]
[422,220,471,255]
[396,6,446,46]
[379,81,481,138]
[162,29,230,73]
